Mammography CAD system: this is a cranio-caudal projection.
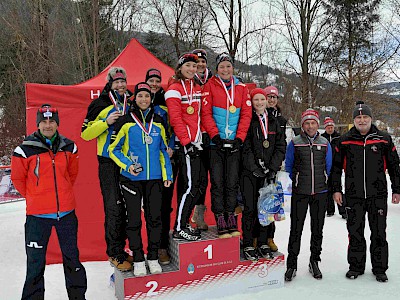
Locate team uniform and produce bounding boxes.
[81,88,132,264]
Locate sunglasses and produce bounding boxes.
[39,106,57,113]
[267,95,278,100]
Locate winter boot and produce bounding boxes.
[173,224,201,241]
[346,270,364,279]
[226,212,241,237]
[309,260,322,279]
[243,247,259,261]
[284,268,297,281]
[267,238,278,252]
[257,244,273,259]
[158,249,170,265]
[375,273,388,282]
[191,205,208,230]
[109,254,133,272]
[215,213,231,238]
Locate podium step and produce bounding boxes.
[114,226,285,299]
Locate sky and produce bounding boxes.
[0,174,399,300]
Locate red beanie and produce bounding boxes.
[324,117,335,128]
[250,88,267,99]
[301,108,320,126]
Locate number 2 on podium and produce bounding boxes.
[204,244,213,260]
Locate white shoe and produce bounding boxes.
[133,261,147,276]
[148,259,162,274]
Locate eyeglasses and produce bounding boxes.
[267,95,278,100]
[39,106,57,113]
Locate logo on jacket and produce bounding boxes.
[378,209,384,216]
[371,145,378,152]
[27,241,43,249]
[317,145,321,150]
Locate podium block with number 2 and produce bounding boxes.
[114,227,284,299]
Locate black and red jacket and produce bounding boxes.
[11,132,79,216]
[331,125,400,198]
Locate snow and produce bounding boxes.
[1,182,399,300]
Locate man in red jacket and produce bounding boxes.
[11,104,87,300]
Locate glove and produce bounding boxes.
[230,138,242,153]
[253,168,267,178]
[185,143,200,158]
[266,170,276,184]
[202,132,210,148]
[211,134,223,150]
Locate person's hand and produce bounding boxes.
[253,168,266,178]
[212,134,223,150]
[166,147,174,158]
[266,170,276,184]
[128,165,139,176]
[164,180,172,187]
[230,138,242,153]
[106,111,121,125]
[185,143,200,158]
[392,193,400,204]
[333,192,342,206]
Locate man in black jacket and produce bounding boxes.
[331,101,400,283]
[321,117,344,217]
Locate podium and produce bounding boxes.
[114,227,285,299]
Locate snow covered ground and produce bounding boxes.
[1,187,399,300]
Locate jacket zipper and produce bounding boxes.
[363,133,374,199]
[310,142,315,195]
[51,154,60,220]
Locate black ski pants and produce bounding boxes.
[287,192,327,268]
[22,212,87,300]
[98,156,126,258]
[120,177,163,262]
[346,195,388,274]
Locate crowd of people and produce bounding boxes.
[10,49,400,299]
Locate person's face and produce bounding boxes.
[135,91,151,111]
[197,58,207,73]
[38,119,58,138]
[252,93,267,114]
[111,79,127,96]
[180,61,197,79]
[266,94,278,108]
[325,125,334,135]
[302,120,319,137]
[354,115,372,135]
[217,61,233,80]
[147,77,161,93]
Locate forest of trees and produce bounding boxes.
[1,0,400,163]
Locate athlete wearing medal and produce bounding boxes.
[109,82,173,276]
[165,53,207,241]
[81,67,133,271]
[201,52,252,238]
[240,88,286,261]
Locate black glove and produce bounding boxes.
[211,134,223,150]
[230,138,242,153]
[266,170,276,184]
[185,143,200,158]
[253,168,267,178]
[202,132,211,148]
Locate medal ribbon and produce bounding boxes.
[219,77,234,109]
[258,112,268,140]
[181,80,194,106]
[195,68,209,85]
[109,91,127,115]
[130,112,153,139]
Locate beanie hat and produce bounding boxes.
[324,117,335,128]
[301,108,320,126]
[264,86,279,97]
[216,52,234,70]
[250,88,267,99]
[353,101,372,119]
[145,68,162,82]
[192,49,207,62]
[177,53,199,69]
[134,82,151,96]
[36,104,59,127]
[107,67,127,84]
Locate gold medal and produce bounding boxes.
[263,140,270,148]
[187,106,195,114]
[229,105,237,113]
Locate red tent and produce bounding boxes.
[25,39,176,263]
